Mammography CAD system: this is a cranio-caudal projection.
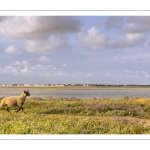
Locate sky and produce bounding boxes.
[1,16,150,85]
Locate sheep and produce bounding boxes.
[0,91,30,113]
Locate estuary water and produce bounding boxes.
[0,87,150,99]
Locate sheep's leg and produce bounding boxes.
[6,107,11,113]
[16,107,21,112]
[21,106,26,114]
[16,106,26,114]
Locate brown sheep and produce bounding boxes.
[0,91,30,113]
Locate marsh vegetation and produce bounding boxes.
[1,96,150,134]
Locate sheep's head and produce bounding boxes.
[24,91,30,96]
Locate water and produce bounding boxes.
[1,87,150,99]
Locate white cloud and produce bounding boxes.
[78,27,107,50]
[132,75,140,78]
[48,71,67,77]
[4,66,13,70]
[26,36,67,53]
[62,64,67,67]
[12,60,28,65]
[0,65,20,75]
[0,16,80,39]
[79,25,143,50]
[21,66,28,73]
[145,74,149,78]
[123,17,150,34]
[87,73,93,76]
[125,69,132,73]
[11,67,18,75]
[1,62,29,75]
[112,49,150,63]
[30,64,67,77]
[104,16,148,49]
[105,73,111,77]
[98,72,122,78]
[31,64,49,70]
[0,16,81,53]
[141,71,147,74]
[111,33,144,49]
[125,33,144,46]
[4,45,21,55]
[0,63,66,77]
[38,56,50,62]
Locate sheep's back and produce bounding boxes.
[3,96,19,107]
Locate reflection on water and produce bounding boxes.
[1,87,150,98]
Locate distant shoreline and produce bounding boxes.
[1,86,150,99]
[0,85,150,90]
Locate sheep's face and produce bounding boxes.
[24,91,30,96]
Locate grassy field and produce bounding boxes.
[1,96,150,134]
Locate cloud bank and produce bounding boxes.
[77,16,150,50]
[0,16,81,53]
[1,16,150,52]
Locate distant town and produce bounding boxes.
[0,83,150,87]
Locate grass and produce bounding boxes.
[1,97,150,134]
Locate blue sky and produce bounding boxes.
[1,16,150,85]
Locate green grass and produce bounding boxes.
[0,97,150,134]
[25,97,150,118]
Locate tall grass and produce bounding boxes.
[0,113,149,134]
[25,97,150,118]
[0,97,150,134]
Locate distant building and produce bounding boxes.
[34,84,40,86]
[24,84,33,86]
[55,84,65,87]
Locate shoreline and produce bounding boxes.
[0,85,150,90]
